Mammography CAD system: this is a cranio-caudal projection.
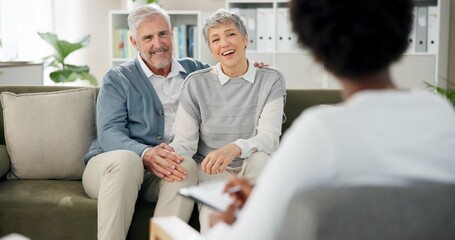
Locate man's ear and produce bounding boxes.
[130,35,138,50]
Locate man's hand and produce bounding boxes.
[201,144,241,175]
[142,143,186,182]
[253,61,270,68]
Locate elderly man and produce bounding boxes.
[82,4,209,240]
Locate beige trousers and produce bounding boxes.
[197,152,269,235]
[82,150,198,240]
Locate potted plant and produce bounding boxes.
[38,32,98,86]
[425,81,455,108]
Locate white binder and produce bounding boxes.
[406,7,417,54]
[256,8,275,52]
[427,6,438,54]
[276,8,294,52]
[415,6,428,52]
[245,8,257,51]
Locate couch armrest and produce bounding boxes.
[0,145,10,178]
[150,216,201,240]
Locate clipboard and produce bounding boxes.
[178,181,233,212]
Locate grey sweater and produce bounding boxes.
[179,66,286,165]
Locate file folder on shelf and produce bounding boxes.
[256,8,275,52]
[276,8,295,52]
[406,7,417,53]
[415,6,428,52]
[427,6,438,54]
[245,8,257,51]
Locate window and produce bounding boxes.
[0,0,53,61]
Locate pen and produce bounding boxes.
[225,179,256,194]
[226,185,242,194]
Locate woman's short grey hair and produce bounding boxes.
[202,9,247,45]
[128,4,171,39]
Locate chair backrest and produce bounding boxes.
[278,184,455,240]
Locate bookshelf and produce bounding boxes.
[109,10,217,68]
[226,0,451,89]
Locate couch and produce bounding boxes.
[0,85,343,240]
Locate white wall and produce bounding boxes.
[119,0,224,12]
[51,0,223,86]
[52,0,454,87]
[449,0,455,88]
[53,0,120,86]
[160,0,224,11]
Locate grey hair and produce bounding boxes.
[202,9,247,45]
[128,4,171,39]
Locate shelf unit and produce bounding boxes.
[109,10,217,68]
[226,0,451,89]
[0,62,43,85]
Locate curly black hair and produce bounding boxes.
[290,0,414,78]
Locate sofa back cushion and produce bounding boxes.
[0,88,97,179]
[283,90,342,133]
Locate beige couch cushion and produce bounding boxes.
[0,88,96,179]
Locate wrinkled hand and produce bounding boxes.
[253,61,269,68]
[209,203,237,227]
[201,144,241,175]
[223,176,254,209]
[142,143,186,182]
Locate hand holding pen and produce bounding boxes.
[209,176,255,227]
[223,176,255,209]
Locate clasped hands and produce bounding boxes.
[142,143,186,182]
[143,143,241,181]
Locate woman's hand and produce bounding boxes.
[223,176,254,208]
[208,177,255,228]
[201,144,241,175]
[209,203,237,227]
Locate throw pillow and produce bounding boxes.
[0,88,97,180]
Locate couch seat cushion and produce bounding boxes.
[0,180,97,239]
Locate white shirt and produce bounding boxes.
[138,53,186,144]
[171,63,284,159]
[205,89,455,240]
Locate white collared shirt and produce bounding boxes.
[138,53,187,144]
[214,62,256,85]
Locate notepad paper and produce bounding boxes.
[179,180,233,212]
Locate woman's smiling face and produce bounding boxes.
[207,22,248,71]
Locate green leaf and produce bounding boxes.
[425,81,455,108]
[49,70,78,83]
[38,32,90,63]
[38,32,97,86]
[65,64,90,73]
[79,72,99,86]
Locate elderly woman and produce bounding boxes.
[170,9,286,233]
